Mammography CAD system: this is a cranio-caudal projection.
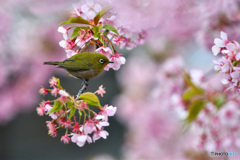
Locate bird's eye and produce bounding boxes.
[99,59,105,64]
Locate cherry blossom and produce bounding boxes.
[95,85,106,97]
[92,130,109,142]
[60,134,71,144]
[46,121,57,137]
[36,104,45,116]
[37,77,117,147]
[59,90,69,97]
[58,26,69,40]
[82,122,96,135]
[212,31,240,92]
[71,133,92,147]
[45,104,58,120]
[212,31,229,56]
[95,47,112,58]
[213,57,231,73]
[80,1,102,19]
[57,0,147,72]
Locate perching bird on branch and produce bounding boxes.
[44,52,113,97]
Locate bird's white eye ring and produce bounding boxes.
[99,59,104,64]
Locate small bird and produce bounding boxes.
[44,52,113,97]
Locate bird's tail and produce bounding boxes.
[43,61,60,65]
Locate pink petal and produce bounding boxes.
[211,45,220,56]
[74,9,81,16]
[86,0,94,7]
[86,136,92,143]
[106,105,117,116]
[49,113,58,120]
[226,42,235,51]
[93,132,100,142]
[93,4,102,12]
[220,31,228,40]
[59,90,68,97]
[58,26,67,34]
[221,79,229,84]
[99,130,109,139]
[96,121,109,129]
[236,53,240,61]
[59,40,68,48]
[76,141,85,147]
[66,50,77,58]
[45,104,52,111]
[71,134,78,143]
[81,4,90,13]
[214,38,225,47]
[214,65,221,71]
[95,115,105,120]
[77,135,87,142]
[86,10,96,19]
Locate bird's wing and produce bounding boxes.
[58,59,91,71]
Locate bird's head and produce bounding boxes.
[92,53,113,73]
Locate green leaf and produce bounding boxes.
[66,101,75,119]
[92,25,102,37]
[69,107,76,120]
[59,16,90,25]
[92,26,99,36]
[97,34,104,45]
[215,69,221,73]
[233,60,239,67]
[214,94,226,109]
[78,92,101,107]
[93,7,111,25]
[103,24,119,35]
[71,27,90,39]
[99,7,111,18]
[66,101,74,108]
[186,99,206,123]
[48,100,63,114]
[183,87,205,101]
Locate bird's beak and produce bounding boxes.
[108,61,114,63]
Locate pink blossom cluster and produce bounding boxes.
[196,0,240,48]
[58,25,126,71]
[111,0,240,51]
[170,68,240,156]
[115,54,196,159]
[195,99,240,153]
[57,0,148,71]
[115,49,240,159]
[37,77,117,147]
[72,0,147,50]
[212,31,240,92]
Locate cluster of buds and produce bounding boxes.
[37,77,117,147]
[57,0,147,71]
[212,31,240,92]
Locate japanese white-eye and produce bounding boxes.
[44,52,113,81]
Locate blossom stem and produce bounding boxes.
[103,33,116,52]
[79,40,92,53]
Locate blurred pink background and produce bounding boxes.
[1,0,240,160]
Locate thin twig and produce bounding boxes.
[79,40,92,53]
[103,33,116,52]
[75,83,87,100]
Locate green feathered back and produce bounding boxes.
[44,52,110,79]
